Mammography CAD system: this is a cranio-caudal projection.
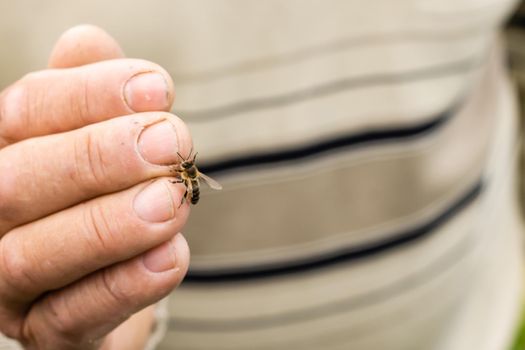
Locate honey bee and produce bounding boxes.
[170,150,222,206]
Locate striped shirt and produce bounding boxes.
[0,1,524,349]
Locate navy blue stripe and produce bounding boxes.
[171,230,474,331]
[171,221,476,332]
[184,179,482,283]
[200,103,458,176]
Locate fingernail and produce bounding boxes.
[138,120,178,165]
[134,180,175,222]
[143,238,177,273]
[124,72,170,112]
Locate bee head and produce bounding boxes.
[181,161,193,169]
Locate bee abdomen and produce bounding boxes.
[190,180,200,204]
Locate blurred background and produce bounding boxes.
[2,1,525,349]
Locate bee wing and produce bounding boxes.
[198,172,223,190]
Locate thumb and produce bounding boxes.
[48,24,125,68]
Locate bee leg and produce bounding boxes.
[170,179,184,184]
[179,180,193,208]
[178,189,188,208]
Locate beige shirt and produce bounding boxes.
[0,1,524,349]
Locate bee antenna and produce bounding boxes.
[176,152,184,160]
[192,152,198,162]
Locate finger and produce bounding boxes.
[105,305,156,350]
[0,177,189,308]
[0,58,175,144]
[21,234,189,350]
[48,25,125,68]
[0,112,191,233]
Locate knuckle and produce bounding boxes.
[101,268,134,308]
[0,233,36,293]
[0,168,21,224]
[44,295,79,339]
[82,202,117,254]
[72,130,109,192]
[22,297,82,350]
[1,71,56,142]
[74,72,93,124]
[18,73,47,123]
[0,83,29,141]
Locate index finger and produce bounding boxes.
[0,112,192,234]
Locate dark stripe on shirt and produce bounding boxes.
[184,179,482,283]
[171,29,485,84]
[199,102,458,176]
[171,204,478,331]
[174,57,479,121]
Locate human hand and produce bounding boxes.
[0,25,191,349]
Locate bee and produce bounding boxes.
[170,150,222,206]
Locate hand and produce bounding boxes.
[0,25,191,349]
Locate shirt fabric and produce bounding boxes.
[0,1,524,350]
